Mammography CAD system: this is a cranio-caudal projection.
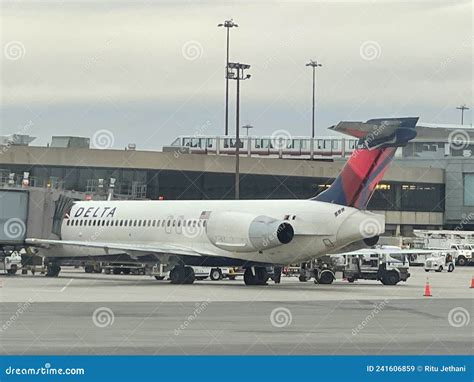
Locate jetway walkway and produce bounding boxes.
[0,187,89,251]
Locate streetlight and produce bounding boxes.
[456,105,470,125]
[306,60,322,139]
[242,124,253,136]
[228,62,251,200]
[218,19,238,136]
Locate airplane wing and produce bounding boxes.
[333,248,455,256]
[25,238,203,257]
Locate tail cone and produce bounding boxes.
[423,277,432,297]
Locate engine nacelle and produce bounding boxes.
[206,211,294,253]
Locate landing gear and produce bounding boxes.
[243,267,269,286]
[273,267,282,284]
[170,266,195,284]
[46,263,61,277]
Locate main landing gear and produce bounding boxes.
[169,265,195,285]
[45,262,61,277]
[244,267,269,286]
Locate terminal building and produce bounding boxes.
[1,123,473,236]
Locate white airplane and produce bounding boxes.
[26,117,419,285]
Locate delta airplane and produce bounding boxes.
[26,117,418,285]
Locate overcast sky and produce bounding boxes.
[1,0,472,149]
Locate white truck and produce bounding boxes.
[333,249,411,285]
[0,252,22,275]
[424,253,455,273]
[413,230,474,266]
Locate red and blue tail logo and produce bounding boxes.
[313,117,418,209]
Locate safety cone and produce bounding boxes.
[470,276,474,289]
[423,277,432,297]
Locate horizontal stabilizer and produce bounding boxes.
[329,117,418,149]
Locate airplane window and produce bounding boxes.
[88,220,92,226]
[120,220,123,227]
[66,220,70,226]
[162,220,165,227]
[134,220,137,227]
[138,220,142,227]
[177,220,181,227]
[167,220,171,227]
[124,220,128,227]
[197,220,201,227]
[172,220,176,227]
[203,220,207,227]
[148,220,152,227]
[192,220,196,227]
[152,220,156,227]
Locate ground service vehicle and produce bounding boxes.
[424,253,455,273]
[336,250,410,285]
[0,252,21,275]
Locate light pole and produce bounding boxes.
[456,105,470,125]
[242,124,253,136]
[228,62,251,200]
[306,60,322,139]
[218,19,238,136]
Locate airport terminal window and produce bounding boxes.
[464,174,474,206]
[400,183,444,212]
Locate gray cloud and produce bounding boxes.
[1,0,472,147]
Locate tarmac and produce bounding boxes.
[0,267,472,355]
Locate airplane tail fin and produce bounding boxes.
[312,117,418,210]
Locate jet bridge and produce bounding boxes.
[0,187,79,251]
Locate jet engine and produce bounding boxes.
[206,211,294,252]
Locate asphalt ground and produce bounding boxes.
[0,267,472,355]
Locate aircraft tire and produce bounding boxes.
[244,268,257,285]
[170,266,185,284]
[184,267,195,284]
[46,263,61,277]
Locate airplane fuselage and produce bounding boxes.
[46,199,384,266]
